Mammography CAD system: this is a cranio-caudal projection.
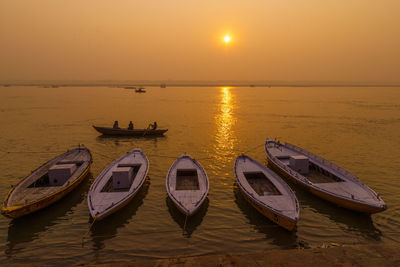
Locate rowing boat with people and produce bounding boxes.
[92,126,168,136]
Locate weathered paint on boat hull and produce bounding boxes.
[266,158,386,214]
[238,187,297,231]
[1,166,91,219]
[91,178,147,221]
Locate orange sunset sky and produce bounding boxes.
[1,1,399,82]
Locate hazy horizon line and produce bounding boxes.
[1,80,400,88]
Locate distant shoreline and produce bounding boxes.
[1,82,400,88]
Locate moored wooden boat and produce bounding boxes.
[166,153,209,216]
[93,125,168,136]
[1,147,92,218]
[87,148,149,220]
[235,155,299,231]
[265,138,387,213]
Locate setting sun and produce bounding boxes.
[223,35,231,43]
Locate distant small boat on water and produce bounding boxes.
[235,155,299,231]
[135,87,146,93]
[93,125,168,136]
[265,138,386,213]
[1,146,92,218]
[87,148,149,220]
[166,153,209,216]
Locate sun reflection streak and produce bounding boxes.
[213,87,237,170]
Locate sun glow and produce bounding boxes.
[223,35,231,44]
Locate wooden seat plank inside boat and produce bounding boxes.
[316,182,372,200]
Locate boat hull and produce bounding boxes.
[2,165,91,219]
[266,158,386,214]
[88,148,149,220]
[239,186,297,231]
[166,154,209,217]
[93,126,167,136]
[169,196,202,217]
[91,178,146,221]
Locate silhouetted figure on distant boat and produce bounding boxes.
[148,121,157,130]
[113,120,119,129]
[128,121,134,130]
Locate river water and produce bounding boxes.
[0,86,399,264]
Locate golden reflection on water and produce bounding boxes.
[213,87,237,168]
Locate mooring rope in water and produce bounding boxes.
[183,214,188,235]
[81,219,97,247]
[91,150,119,161]
[146,153,180,159]
[232,143,265,154]
[2,150,66,154]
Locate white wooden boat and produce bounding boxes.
[235,155,299,231]
[1,147,92,218]
[87,148,149,220]
[265,138,386,213]
[166,153,209,216]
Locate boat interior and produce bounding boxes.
[101,164,141,192]
[244,172,281,196]
[176,169,200,190]
[276,155,344,184]
[28,161,84,188]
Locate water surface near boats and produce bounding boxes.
[0,86,399,264]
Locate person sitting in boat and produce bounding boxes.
[147,121,158,130]
[113,120,120,129]
[128,121,134,130]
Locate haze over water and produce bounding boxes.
[0,86,399,264]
